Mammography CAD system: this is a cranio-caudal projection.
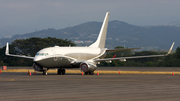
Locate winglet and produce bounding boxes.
[4,42,34,59]
[5,42,9,55]
[167,42,175,55]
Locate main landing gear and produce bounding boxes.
[58,68,65,75]
[85,72,94,75]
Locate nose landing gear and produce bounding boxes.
[43,71,47,75]
[84,71,94,75]
[42,68,49,75]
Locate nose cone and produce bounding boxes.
[33,56,42,62]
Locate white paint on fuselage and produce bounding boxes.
[34,46,107,62]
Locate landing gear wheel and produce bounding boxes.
[84,72,94,75]
[89,72,94,75]
[57,68,66,75]
[85,72,88,75]
[43,71,47,75]
[58,69,62,75]
[62,68,65,75]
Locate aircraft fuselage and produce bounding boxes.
[34,46,106,68]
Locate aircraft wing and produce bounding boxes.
[106,47,142,52]
[5,43,34,59]
[94,42,175,62]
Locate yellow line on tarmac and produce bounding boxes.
[0,79,14,81]
[2,69,180,74]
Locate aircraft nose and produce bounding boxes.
[33,56,42,62]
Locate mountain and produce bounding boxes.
[0,20,180,50]
[168,21,180,27]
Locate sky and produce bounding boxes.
[0,0,180,38]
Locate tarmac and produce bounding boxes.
[1,67,180,101]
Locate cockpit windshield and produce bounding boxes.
[36,53,49,56]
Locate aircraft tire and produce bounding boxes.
[85,72,88,75]
[62,68,65,75]
[89,72,94,75]
[57,69,62,75]
[43,71,47,75]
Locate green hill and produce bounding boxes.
[0,20,180,50]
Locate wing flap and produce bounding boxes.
[106,47,142,52]
[94,54,167,62]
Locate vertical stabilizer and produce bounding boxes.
[89,12,110,48]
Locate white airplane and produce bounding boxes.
[5,12,175,75]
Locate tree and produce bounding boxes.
[0,37,76,66]
[11,37,76,57]
[174,47,180,59]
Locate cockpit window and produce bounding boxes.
[36,53,49,56]
[45,53,48,56]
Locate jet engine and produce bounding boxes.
[119,59,126,62]
[105,60,112,63]
[80,62,97,72]
[33,63,43,71]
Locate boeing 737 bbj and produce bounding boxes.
[5,12,175,75]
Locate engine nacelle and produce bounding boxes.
[105,60,112,63]
[80,62,97,72]
[33,63,43,71]
[119,59,126,62]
